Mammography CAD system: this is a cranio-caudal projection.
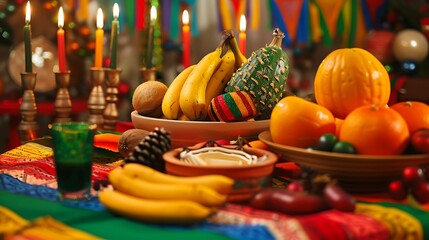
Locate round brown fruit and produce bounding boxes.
[132,81,168,118]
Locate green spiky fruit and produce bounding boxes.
[225,28,289,120]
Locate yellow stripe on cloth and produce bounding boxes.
[355,203,423,240]
[0,206,102,239]
[2,142,53,158]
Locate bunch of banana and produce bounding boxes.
[122,163,234,194]
[223,30,247,70]
[162,32,242,121]
[99,165,235,224]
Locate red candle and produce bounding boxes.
[239,14,247,56]
[57,6,67,72]
[182,10,191,68]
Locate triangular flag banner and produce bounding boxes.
[274,0,304,41]
[296,0,310,43]
[270,0,292,47]
[315,0,344,38]
[169,0,180,40]
[218,0,234,30]
[236,0,247,29]
[309,1,322,43]
[365,0,388,29]
[311,0,333,46]
[249,0,260,30]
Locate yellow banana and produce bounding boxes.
[227,32,247,70]
[205,47,235,107]
[108,168,226,207]
[122,163,234,195]
[99,189,212,224]
[179,47,223,120]
[162,65,195,119]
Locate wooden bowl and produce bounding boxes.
[131,111,269,148]
[259,131,429,193]
[163,147,278,202]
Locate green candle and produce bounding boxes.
[109,3,119,69]
[24,1,32,72]
[146,6,157,69]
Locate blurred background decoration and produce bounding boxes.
[0,0,429,152]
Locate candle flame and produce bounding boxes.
[150,6,157,22]
[58,7,64,28]
[25,1,31,23]
[182,10,189,25]
[96,8,103,29]
[240,15,246,32]
[113,3,119,19]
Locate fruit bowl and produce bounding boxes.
[258,131,429,193]
[163,146,278,202]
[131,111,270,148]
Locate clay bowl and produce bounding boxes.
[163,146,278,202]
[258,131,429,193]
[131,111,270,148]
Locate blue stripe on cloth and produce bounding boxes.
[0,174,276,240]
[0,174,105,212]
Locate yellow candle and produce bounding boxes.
[24,1,32,72]
[239,14,247,56]
[94,8,104,68]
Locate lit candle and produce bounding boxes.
[94,8,104,68]
[146,5,157,69]
[57,6,67,72]
[109,3,119,69]
[24,1,32,72]
[239,14,247,56]
[182,10,190,68]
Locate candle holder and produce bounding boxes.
[88,67,106,129]
[139,67,156,82]
[18,72,40,144]
[53,71,72,123]
[103,68,122,130]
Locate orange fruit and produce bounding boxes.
[313,48,391,119]
[339,105,409,155]
[270,96,336,148]
[335,118,344,138]
[390,101,429,135]
[248,140,269,150]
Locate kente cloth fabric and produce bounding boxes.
[1,143,429,239]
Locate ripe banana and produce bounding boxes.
[122,163,234,195]
[162,65,195,119]
[179,47,223,120]
[99,189,212,224]
[205,47,235,108]
[227,33,247,70]
[108,168,226,207]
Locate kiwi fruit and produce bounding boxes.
[118,129,150,158]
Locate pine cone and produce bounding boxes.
[123,127,171,172]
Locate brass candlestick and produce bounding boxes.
[54,71,72,123]
[139,67,156,82]
[103,68,122,130]
[88,67,106,129]
[18,72,40,144]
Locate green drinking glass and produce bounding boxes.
[50,122,96,200]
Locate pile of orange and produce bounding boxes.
[269,48,429,156]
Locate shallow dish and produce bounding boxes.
[131,111,270,148]
[163,146,278,202]
[258,131,429,193]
